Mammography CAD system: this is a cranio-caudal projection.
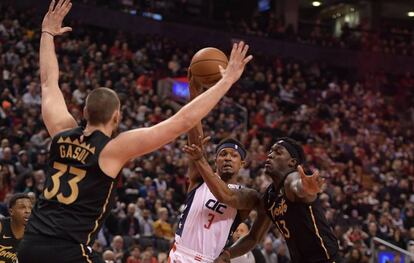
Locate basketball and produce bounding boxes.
[190,47,228,86]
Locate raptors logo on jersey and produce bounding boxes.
[174,182,241,260]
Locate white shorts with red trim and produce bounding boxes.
[168,243,215,263]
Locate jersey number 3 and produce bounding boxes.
[44,161,86,205]
[204,213,215,229]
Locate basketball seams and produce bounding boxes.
[190,59,228,66]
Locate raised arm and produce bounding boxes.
[183,143,260,210]
[284,165,325,203]
[40,0,77,137]
[103,42,253,177]
[186,77,205,191]
[215,202,272,262]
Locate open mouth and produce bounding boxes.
[223,164,232,169]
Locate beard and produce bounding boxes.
[220,171,234,182]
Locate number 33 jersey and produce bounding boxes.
[25,127,117,246]
[175,182,241,259]
[263,183,339,263]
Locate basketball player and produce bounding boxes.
[17,1,253,263]
[184,137,341,263]
[0,193,32,263]
[169,136,258,263]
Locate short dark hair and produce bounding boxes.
[216,137,247,160]
[129,244,141,253]
[85,88,120,125]
[9,193,30,209]
[276,137,305,165]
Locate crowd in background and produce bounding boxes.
[82,0,414,57]
[0,3,414,263]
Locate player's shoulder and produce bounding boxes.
[52,126,82,139]
[0,217,10,234]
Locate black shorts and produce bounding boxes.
[18,234,104,263]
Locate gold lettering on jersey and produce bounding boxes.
[268,198,288,219]
[0,245,17,261]
[57,137,95,164]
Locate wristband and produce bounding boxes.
[42,31,55,37]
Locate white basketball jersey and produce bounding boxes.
[175,182,241,259]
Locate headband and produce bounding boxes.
[216,143,246,160]
[276,140,302,164]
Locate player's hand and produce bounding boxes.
[42,0,73,36]
[219,41,253,84]
[214,253,230,263]
[187,69,203,97]
[182,136,210,161]
[298,165,325,196]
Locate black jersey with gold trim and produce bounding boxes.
[0,218,20,263]
[25,127,116,246]
[263,183,340,263]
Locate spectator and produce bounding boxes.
[126,245,141,263]
[120,203,140,238]
[262,237,278,263]
[110,235,125,263]
[153,207,174,242]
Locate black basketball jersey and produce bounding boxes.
[25,127,117,246]
[263,182,339,263]
[0,218,20,263]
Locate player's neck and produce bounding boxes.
[84,123,113,137]
[10,219,24,239]
[272,169,295,186]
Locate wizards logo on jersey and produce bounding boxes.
[205,199,227,215]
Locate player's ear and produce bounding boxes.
[288,158,297,168]
[112,110,120,125]
[8,208,13,217]
[240,160,246,168]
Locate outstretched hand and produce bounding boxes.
[219,41,253,84]
[42,0,73,36]
[297,165,325,196]
[182,136,210,161]
[187,69,203,98]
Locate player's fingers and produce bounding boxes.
[237,41,244,55]
[241,43,249,58]
[242,55,253,65]
[297,165,306,179]
[48,0,56,13]
[56,0,65,10]
[61,1,72,16]
[202,136,211,145]
[229,42,237,61]
[313,170,320,179]
[60,27,72,34]
[218,65,225,76]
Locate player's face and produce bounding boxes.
[10,198,32,226]
[216,148,244,181]
[232,222,249,242]
[265,144,293,178]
